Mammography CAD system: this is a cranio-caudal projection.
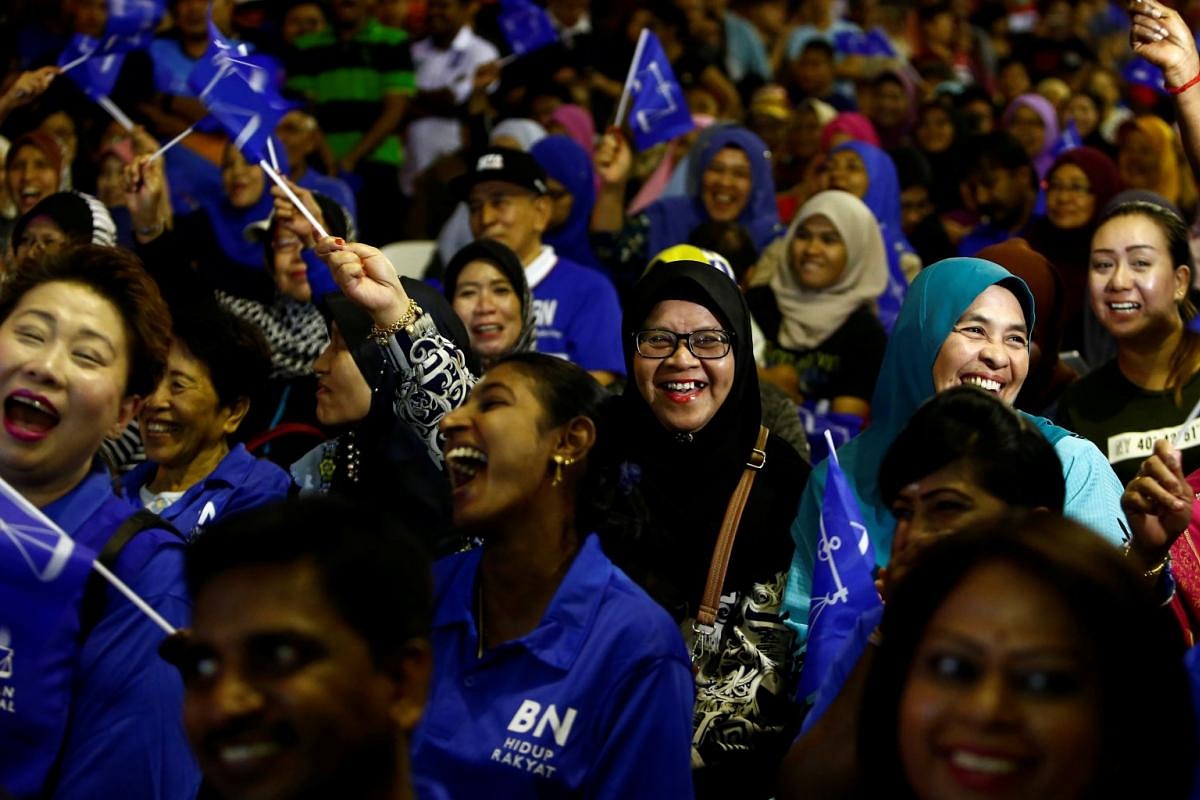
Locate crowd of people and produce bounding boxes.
[6,0,1200,797]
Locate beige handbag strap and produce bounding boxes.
[695,425,769,629]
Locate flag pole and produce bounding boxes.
[259,159,329,241]
[59,52,92,72]
[148,124,197,163]
[612,28,649,130]
[823,429,840,467]
[91,561,177,635]
[265,136,281,173]
[0,476,178,635]
[96,95,134,131]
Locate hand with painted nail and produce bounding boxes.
[314,237,411,327]
[1128,0,1200,89]
[1122,437,1195,571]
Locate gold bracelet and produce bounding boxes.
[1123,542,1172,579]
[368,298,422,345]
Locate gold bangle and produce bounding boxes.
[368,298,422,345]
[1123,542,1172,579]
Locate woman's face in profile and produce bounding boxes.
[312,323,371,426]
[898,559,1101,800]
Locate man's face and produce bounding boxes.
[467,180,549,263]
[180,561,423,799]
[966,164,1029,228]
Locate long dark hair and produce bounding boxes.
[858,514,1195,798]
[1099,200,1199,404]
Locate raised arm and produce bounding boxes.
[1129,0,1200,179]
[314,237,474,463]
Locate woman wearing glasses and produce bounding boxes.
[599,246,810,799]
[1025,146,1123,350]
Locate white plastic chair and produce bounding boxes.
[380,240,437,280]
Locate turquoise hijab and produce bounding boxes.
[782,258,1037,640]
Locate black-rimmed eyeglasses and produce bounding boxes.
[633,329,733,359]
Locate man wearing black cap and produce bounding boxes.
[455,147,624,383]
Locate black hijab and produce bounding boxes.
[602,260,807,618]
[442,238,537,368]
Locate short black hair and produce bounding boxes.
[0,244,171,398]
[879,386,1065,512]
[687,221,759,284]
[646,0,688,38]
[962,130,1035,187]
[187,497,434,664]
[169,302,272,411]
[800,39,835,61]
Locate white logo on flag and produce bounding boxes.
[632,61,679,134]
[809,516,869,626]
[0,628,12,679]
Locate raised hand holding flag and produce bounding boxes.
[615,29,695,151]
[797,430,881,702]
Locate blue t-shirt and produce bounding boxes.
[0,461,197,799]
[528,251,625,376]
[411,534,695,798]
[123,443,292,541]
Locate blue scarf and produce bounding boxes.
[644,126,782,256]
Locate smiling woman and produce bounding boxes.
[0,245,198,798]
[1057,201,1200,485]
[858,516,1195,799]
[120,302,292,539]
[597,250,811,798]
[783,258,1130,660]
[413,353,695,798]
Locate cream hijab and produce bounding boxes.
[769,189,888,350]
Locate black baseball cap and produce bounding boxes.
[452,147,549,200]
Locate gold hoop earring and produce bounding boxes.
[551,454,573,487]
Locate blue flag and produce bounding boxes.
[103,0,163,38]
[624,30,695,151]
[58,0,162,101]
[0,479,98,796]
[797,440,881,701]
[498,0,558,56]
[189,20,289,164]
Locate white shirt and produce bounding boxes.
[404,26,499,192]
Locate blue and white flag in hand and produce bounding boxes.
[189,19,289,165]
[58,35,120,100]
[623,30,694,151]
[58,0,162,103]
[0,477,98,796]
[1050,118,1082,159]
[797,432,881,702]
[498,0,558,56]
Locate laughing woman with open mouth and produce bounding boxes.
[598,248,812,799]
[1056,200,1200,485]
[783,258,1130,671]
[412,352,695,798]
